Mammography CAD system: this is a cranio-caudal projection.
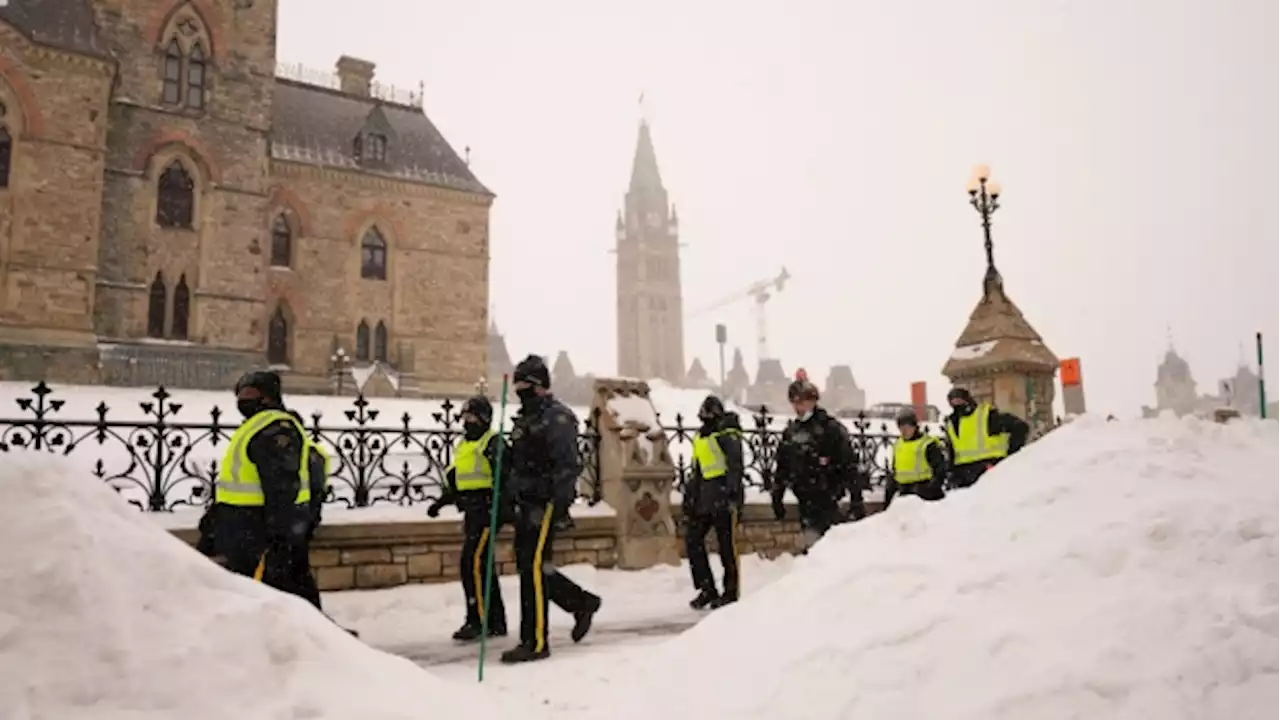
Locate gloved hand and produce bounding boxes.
[552,501,573,531]
[772,495,786,521]
[426,500,444,518]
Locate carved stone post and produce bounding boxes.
[590,378,681,569]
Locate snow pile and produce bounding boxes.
[618,415,1280,720]
[0,453,535,720]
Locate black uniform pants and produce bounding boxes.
[685,507,740,598]
[883,479,945,508]
[950,458,1001,489]
[515,502,598,653]
[460,509,507,629]
[215,505,319,609]
[796,492,843,553]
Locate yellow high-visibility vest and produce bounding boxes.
[215,409,312,506]
[893,435,940,485]
[692,429,741,479]
[945,403,1009,466]
[450,429,495,492]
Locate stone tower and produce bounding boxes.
[615,119,684,383]
[942,168,1058,433]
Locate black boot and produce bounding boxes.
[690,588,719,610]
[487,622,508,638]
[500,644,551,664]
[571,595,602,643]
[710,593,738,609]
[452,623,483,642]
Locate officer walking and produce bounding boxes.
[197,371,315,602]
[427,395,510,642]
[884,410,948,508]
[771,371,867,552]
[501,355,602,664]
[943,387,1029,489]
[684,395,745,610]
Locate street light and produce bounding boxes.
[715,323,727,394]
[966,164,1003,281]
[330,347,351,395]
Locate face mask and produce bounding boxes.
[463,420,488,439]
[237,398,264,419]
[516,386,540,407]
[799,410,813,422]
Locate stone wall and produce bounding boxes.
[170,501,883,592]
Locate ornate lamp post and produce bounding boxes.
[965,164,1003,282]
[330,347,351,395]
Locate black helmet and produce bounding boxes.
[698,395,725,422]
[946,387,974,407]
[895,409,920,428]
[513,354,551,389]
[461,395,494,425]
[234,370,283,402]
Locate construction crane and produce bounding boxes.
[688,267,790,363]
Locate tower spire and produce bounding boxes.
[629,115,663,193]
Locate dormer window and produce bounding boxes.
[353,132,388,164]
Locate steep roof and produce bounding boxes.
[270,79,490,196]
[0,0,107,58]
[629,120,664,193]
[942,271,1058,378]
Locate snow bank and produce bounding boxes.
[0,453,535,720]
[616,415,1280,720]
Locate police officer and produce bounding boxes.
[501,355,602,664]
[427,395,510,642]
[197,371,315,602]
[287,408,329,610]
[771,372,867,552]
[683,395,745,610]
[944,387,1029,489]
[884,410,947,508]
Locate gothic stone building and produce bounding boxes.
[0,0,491,396]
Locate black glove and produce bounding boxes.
[426,500,444,518]
[552,501,573,531]
[772,495,785,521]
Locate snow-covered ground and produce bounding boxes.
[0,380,919,528]
[3,413,1272,719]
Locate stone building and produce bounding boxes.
[0,0,491,397]
[822,364,866,414]
[614,119,684,384]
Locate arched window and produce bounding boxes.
[355,320,371,361]
[163,40,183,105]
[147,272,167,338]
[374,321,388,363]
[172,274,191,340]
[267,305,289,365]
[360,228,386,280]
[186,44,206,110]
[156,161,194,229]
[0,125,11,188]
[270,215,291,267]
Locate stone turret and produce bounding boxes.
[823,365,866,413]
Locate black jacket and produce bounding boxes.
[507,397,581,511]
[945,404,1030,464]
[772,406,857,503]
[438,430,512,516]
[684,412,745,517]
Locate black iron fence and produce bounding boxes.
[0,382,603,512]
[660,409,948,497]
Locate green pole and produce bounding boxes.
[477,374,510,683]
[1257,332,1267,419]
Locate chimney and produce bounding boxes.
[335,55,376,97]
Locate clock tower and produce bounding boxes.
[615,119,685,383]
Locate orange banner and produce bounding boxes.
[1061,358,1082,387]
[910,381,927,420]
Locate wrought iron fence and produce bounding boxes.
[0,383,602,512]
[660,407,949,497]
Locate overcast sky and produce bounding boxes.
[278,0,1277,416]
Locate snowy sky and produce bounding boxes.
[277,0,1278,417]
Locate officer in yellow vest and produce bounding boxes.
[944,387,1029,489]
[684,395,745,610]
[199,371,315,601]
[427,395,511,642]
[885,410,947,508]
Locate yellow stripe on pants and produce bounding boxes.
[472,527,491,620]
[253,552,266,582]
[532,504,554,653]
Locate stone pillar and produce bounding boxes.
[942,273,1059,436]
[590,377,681,569]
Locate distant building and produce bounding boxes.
[744,359,790,413]
[724,348,750,405]
[1141,345,1230,418]
[822,365,867,414]
[551,351,592,407]
[684,358,717,390]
